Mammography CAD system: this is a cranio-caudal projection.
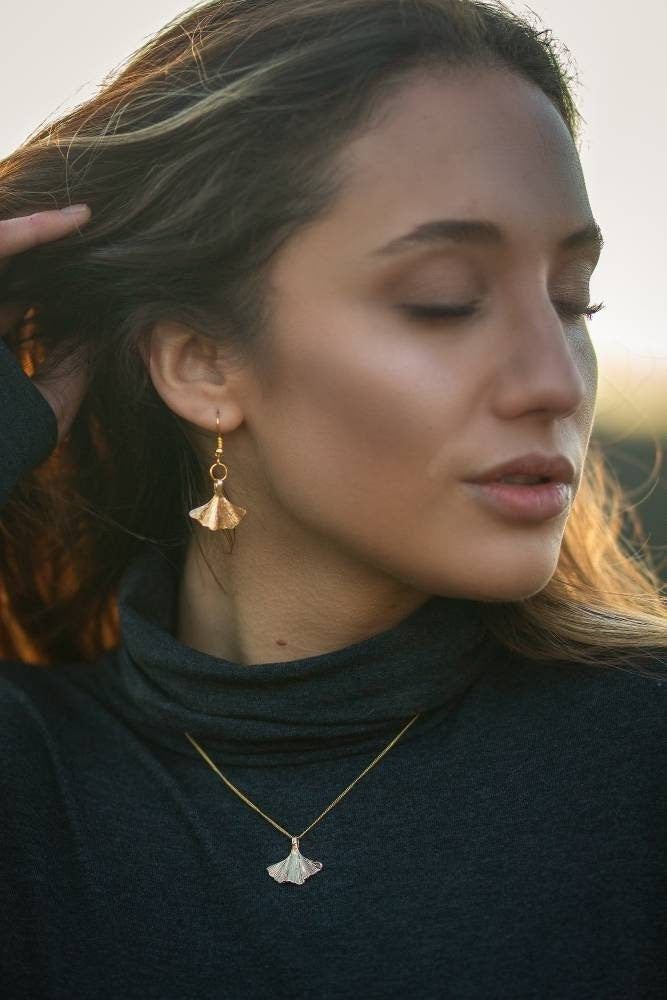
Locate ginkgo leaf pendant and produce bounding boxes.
[267,837,323,885]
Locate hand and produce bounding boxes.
[0,205,92,442]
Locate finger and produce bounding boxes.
[0,205,91,263]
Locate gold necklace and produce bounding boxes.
[185,712,421,885]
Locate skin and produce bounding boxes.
[147,66,602,665]
[4,67,602,666]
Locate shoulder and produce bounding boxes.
[0,654,127,840]
[0,657,116,869]
[484,646,666,755]
[0,656,111,758]
[489,643,667,699]
[470,648,667,833]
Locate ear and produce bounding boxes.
[140,321,245,435]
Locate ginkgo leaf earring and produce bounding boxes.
[188,411,248,531]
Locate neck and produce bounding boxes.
[176,530,432,666]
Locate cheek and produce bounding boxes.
[253,312,466,531]
[571,329,598,432]
[247,313,569,600]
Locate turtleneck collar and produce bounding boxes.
[103,541,498,764]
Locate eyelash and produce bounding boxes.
[403,301,606,322]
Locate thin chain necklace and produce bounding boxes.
[185,712,421,885]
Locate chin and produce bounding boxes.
[401,547,561,603]
[466,576,554,603]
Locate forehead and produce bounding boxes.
[324,66,592,250]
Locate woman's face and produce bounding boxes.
[218,67,601,602]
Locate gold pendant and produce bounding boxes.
[189,480,247,531]
[267,837,323,885]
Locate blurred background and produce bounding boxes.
[1,0,664,578]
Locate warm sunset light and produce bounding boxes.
[2,0,665,435]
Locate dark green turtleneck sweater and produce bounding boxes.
[0,337,665,1000]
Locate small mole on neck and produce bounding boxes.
[275,639,288,647]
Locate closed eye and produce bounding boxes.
[400,302,479,320]
[554,301,606,321]
[401,300,606,322]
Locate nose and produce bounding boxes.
[491,296,595,422]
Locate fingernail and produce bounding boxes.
[60,204,90,215]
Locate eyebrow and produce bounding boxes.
[372,218,605,260]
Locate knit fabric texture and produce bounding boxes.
[0,337,665,1000]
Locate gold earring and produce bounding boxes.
[188,411,248,531]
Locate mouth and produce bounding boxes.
[491,475,552,485]
[466,452,576,488]
[464,479,573,522]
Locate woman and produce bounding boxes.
[1,1,665,997]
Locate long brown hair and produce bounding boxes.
[0,0,664,672]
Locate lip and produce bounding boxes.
[466,452,576,486]
[464,480,573,522]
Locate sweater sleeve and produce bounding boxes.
[0,337,59,509]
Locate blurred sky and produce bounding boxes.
[1,0,665,435]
